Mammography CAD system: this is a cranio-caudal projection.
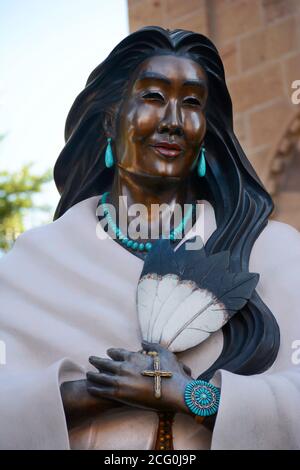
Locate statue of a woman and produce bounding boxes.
[0,26,300,450]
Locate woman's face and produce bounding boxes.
[113,54,208,179]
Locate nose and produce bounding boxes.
[158,99,183,136]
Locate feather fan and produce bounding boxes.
[136,236,259,352]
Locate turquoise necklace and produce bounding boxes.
[98,191,196,253]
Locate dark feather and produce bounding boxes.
[140,235,259,319]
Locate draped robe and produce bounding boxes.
[0,195,300,449]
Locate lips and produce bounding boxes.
[151,142,183,158]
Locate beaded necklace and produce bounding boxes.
[98,191,196,253]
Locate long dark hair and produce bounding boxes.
[53,26,280,379]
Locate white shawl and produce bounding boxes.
[0,195,300,450]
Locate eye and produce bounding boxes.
[183,97,202,107]
[142,92,164,102]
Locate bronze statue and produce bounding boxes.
[2,26,300,451]
[56,27,279,448]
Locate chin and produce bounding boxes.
[121,165,181,181]
[143,170,182,181]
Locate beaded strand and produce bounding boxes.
[98,191,195,253]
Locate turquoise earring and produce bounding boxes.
[105,137,114,168]
[197,146,206,178]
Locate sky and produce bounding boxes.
[0,0,129,227]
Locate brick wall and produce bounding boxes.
[214,0,300,184]
[128,0,209,35]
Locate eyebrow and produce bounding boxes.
[136,72,207,90]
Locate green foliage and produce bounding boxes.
[0,162,53,252]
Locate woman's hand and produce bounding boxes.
[86,340,194,415]
[60,379,124,431]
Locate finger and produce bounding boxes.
[87,385,116,399]
[89,356,122,374]
[141,340,162,352]
[106,348,133,361]
[86,371,118,387]
[141,340,169,355]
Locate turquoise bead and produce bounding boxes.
[184,379,220,417]
[100,191,196,253]
[105,138,114,168]
[198,148,206,178]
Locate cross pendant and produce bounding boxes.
[141,352,173,399]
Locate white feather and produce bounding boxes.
[162,288,227,352]
[150,279,197,343]
[166,328,210,352]
[146,274,179,341]
[136,274,160,340]
[137,274,228,352]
